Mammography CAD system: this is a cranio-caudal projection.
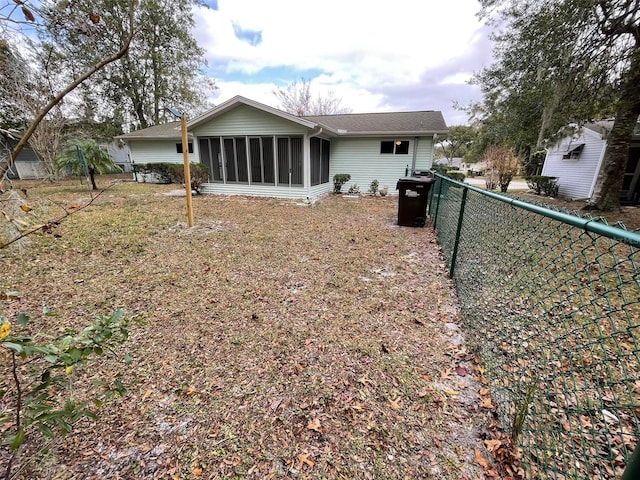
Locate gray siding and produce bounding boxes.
[192,105,309,137]
[129,140,188,165]
[329,136,433,194]
[542,129,605,200]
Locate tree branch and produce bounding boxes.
[1,0,137,179]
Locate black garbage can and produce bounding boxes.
[396,176,435,227]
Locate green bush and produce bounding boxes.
[168,163,210,194]
[431,164,448,175]
[333,174,351,194]
[369,179,379,195]
[132,163,173,183]
[446,170,466,182]
[525,176,559,197]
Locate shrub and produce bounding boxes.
[431,164,448,175]
[132,163,173,183]
[348,184,360,195]
[333,174,351,194]
[369,179,379,195]
[525,176,559,197]
[1,301,131,479]
[168,163,210,194]
[446,170,466,182]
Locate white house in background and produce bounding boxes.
[542,120,640,204]
[434,157,462,169]
[116,96,448,199]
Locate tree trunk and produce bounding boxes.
[586,46,640,211]
[89,167,98,190]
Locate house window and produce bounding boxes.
[381,140,409,154]
[562,143,584,160]
[310,137,330,186]
[223,137,249,183]
[176,142,193,154]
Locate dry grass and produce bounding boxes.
[1,178,492,479]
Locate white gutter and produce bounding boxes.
[411,136,419,174]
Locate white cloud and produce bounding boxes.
[195,0,492,123]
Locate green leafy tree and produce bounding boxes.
[436,125,478,166]
[70,0,216,129]
[57,139,122,190]
[474,0,639,210]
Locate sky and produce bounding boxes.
[192,0,495,126]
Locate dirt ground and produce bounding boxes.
[1,179,499,479]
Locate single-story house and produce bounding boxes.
[1,129,47,180]
[542,120,640,204]
[434,157,462,169]
[116,96,448,199]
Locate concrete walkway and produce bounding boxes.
[464,177,529,191]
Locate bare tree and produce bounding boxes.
[0,0,136,180]
[273,79,352,116]
[485,145,520,193]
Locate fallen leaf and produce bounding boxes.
[389,397,401,410]
[441,389,460,396]
[455,365,468,376]
[480,397,494,409]
[185,385,197,395]
[474,448,490,469]
[484,438,502,452]
[20,204,33,212]
[298,452,314,469]
[307,418,321,432]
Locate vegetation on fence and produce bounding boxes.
[132,163,209,192]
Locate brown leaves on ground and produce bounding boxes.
[1,180,501,479]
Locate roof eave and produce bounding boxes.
[334,130,449,137]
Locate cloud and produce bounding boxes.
[195,0,494,124]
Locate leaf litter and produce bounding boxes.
[1,179,508,479]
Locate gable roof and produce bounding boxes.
[116,121,187,140]
[304,111,448,137]
[584,119,640,140]
[189,95,319,130]
[116,95,448,140]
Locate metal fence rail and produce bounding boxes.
[428,173,640,479]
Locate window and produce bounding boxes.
[249,137,276,184]
[176,142,193,154]
[380,140,409,154]
[310,137,330,186]
[562,143,584,160]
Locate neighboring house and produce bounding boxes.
[0,130,47,180]
[460,161,487,175]
[435,157,462,169]
[103,140,132,173]
[542,120,640,204]
[116,96,448,199]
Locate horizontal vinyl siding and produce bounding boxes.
[192,105,309,137]
[542,131,605,200]
[200,183,307,200]
[329,137,433,194]
[129,140,189,165]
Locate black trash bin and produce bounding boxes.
[396,176,435,227]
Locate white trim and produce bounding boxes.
[588,141,608,198]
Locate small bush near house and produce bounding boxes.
[168,163,210,194]
[446,171,466,182]
[431,164,448,175]
[525,176,559,197]
[348,184,360,195]
[369,179,379,195]
[132,163,173,183]
[333,174,351,194]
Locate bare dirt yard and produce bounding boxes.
[1,178,496,479]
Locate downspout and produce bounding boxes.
[411,136,419,174]
[306,126,323,201]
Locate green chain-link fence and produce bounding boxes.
[427,173,639,479]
